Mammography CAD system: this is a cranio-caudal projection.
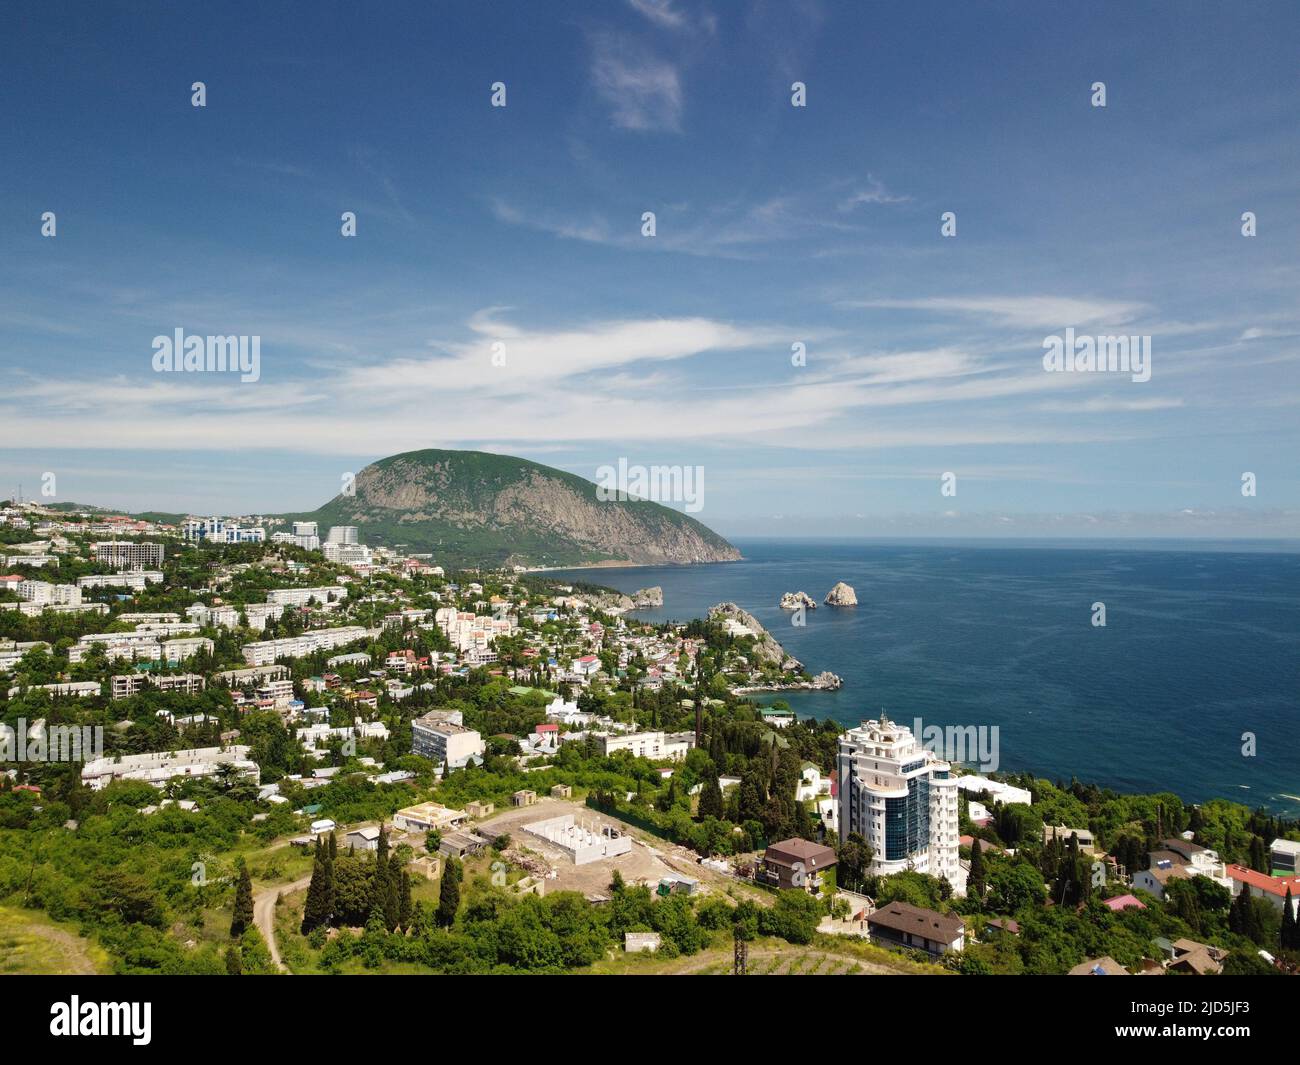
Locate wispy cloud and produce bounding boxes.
[844,295,1151,329]
[589,32,683,132]
[838,175,910,210]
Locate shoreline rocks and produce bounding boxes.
[709,602,802,671]
[778,591,817,611]
[631,586,664,608]
[734,670,843,694]
[825,581,858,607]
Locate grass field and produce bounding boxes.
[0,905,110,975]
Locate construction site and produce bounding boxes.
[522,813,633,865]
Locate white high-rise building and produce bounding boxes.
[838,715,961,889]
[326,526,358,545]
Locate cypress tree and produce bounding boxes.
[1282,888,1296,951]
[399,871,413,931]
[1228,886,1246,936]
[437,856,461,927]
[385,852,402,931]
[225,944,242,975]
[230,860,254,938]
[301,851,324,933]
[969,838,986,900]
[698,778,723,820]
[320,853,335,926]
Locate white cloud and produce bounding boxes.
[846,295,1150,329]
[627,0,687,29]
[590,33,683,132]
[838,175,910,210]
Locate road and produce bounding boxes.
[253,873,312,973]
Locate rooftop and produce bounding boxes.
[868,901,964,942]
[763,837,837,870]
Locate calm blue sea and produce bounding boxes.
[552,539,1300,816]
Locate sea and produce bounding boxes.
[551,539,1300,816]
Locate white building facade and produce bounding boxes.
[838,715,961,889]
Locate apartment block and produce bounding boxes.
[92,541,165,570]
[241,625,370,666]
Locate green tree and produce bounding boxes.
[437,856,461,927]
[969,838,986,901]
[837,832,873,893]
[760,890,823,945]
[230,860,254,938]
[697,777,724,820]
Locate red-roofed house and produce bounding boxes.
[1227,864,1300,919]
[528,722,560,751]
[1103,894,1147,912]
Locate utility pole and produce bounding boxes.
[732,930,747,975]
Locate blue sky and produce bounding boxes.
[1,0,1297,537]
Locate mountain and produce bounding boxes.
[295,449,742,569]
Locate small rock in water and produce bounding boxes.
[824,581,858,607]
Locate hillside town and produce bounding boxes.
[1,497,1297,978]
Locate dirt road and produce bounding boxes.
[253,874,311,973]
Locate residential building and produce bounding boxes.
[759,706,795,728]
[760,838,837,893]
[15,580,82,607]
[266,586,346,607]
[80,746,258,790]
[110,673,206,699]
[1044,825,1097,851]
[240,626,369,665]
[595,730,692,761]
[92,541,165,569]
[346,826,381,852]
[1068,955,1129,976]
[77,571,164,591]
[392,801,468,833]
[215,664,290,687]
[866,901,965,957]
[1269,838,1300,874]
[1167,938,1226,975]
[957,775,1033,808]
[411,710,484,768]
[1226,864,1300,919]
[1132,851,1193,900]
[838,715,961,888]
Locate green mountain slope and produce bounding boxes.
[292,449,741,569]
